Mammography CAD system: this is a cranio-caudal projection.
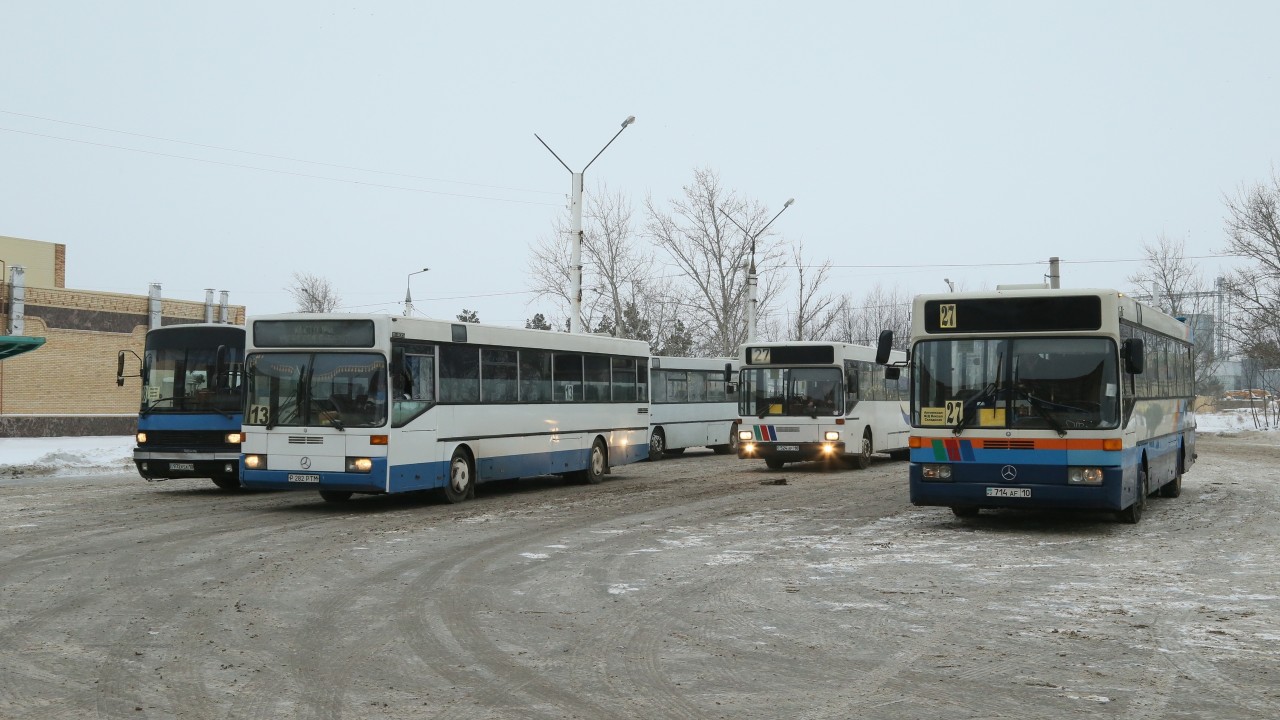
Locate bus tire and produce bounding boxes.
[850,430,873,470]
[711,424,739,455]
[320,490,353,503]
[951,505,980,518]
[765,458,785,470]
[211,473,240,491]
[648,428,666,461]
[663,448,686,456]
[1117,467,1146,524]
[444,448,476,503]
[571,439,608,484]
[1159,452,1183,498]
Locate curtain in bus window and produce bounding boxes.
[611,357,637,401]
[688,371,707,402]
[585,356,610,402]
[668,372,688,403]
[482,348,518,403]
[707,373,727,402]
[553,353,583,402]
[441,346,479,403]
[652,370,669,403]
[520,349,551,402]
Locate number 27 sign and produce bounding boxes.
[939,303,957,329]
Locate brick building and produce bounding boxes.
[1,235,245,437]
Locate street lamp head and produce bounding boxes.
[783,198,795,208]
[621,115,636,128]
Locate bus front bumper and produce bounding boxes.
[738,441,846,463]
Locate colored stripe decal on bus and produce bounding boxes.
[752,425,777,441]
[917,436,1116,451]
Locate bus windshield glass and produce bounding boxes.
[141,332,243,414]
[913,337,1120,431]
[739,367,843,418]
[244,352,388,429]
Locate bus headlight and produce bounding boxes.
[921,464,953,480]
[824,431,840,441]
[346,457,373,473]
[225,432,244,445]
[738,430,754,441]
[1068,467,1104,485]
[243,454,265,470]
[136,432,148,444]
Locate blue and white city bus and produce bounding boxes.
[647,356,739,460]
[736,341,910,470]
[117,323,246,490]
[239,314,652,503]
[879,287,1196,523]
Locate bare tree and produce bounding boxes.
[645,167,789,357]
[1126,234,1221,396]
[1220,172,1280,399]
[786,240,840,340]
[287,272,341,313]
[831,284,912,348]
[528,181,664,339]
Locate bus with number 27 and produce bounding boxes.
[878,286,1196,523]
[736,341,910,470]
[238,314,652,503]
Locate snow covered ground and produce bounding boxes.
[0,410,1272,478]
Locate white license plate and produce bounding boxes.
[776,445,799,451]
[170,462,195,471]
[288,474,321,483]
[986,487,1031,498]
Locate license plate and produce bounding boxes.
[170,462,195,471]
[776,445,799,452]
[986,487,1031,498]
[288,474,321,483]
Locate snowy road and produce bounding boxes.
[0,430,1277,719]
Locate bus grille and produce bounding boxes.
[982,439,1036,450]
[143,431,230,448]
[288,436,324,445]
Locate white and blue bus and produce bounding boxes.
[647,356,739,460]
[736,341,910,470]
[238,314,651,502]
[880,287,1196,523]
[117,323,245,490]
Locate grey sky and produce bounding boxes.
[3,1,1275,326]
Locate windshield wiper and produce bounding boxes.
[140,397,180,417]
[953,384,999,436]
[1020,390,1068,437]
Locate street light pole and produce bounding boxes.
[404,267,429,317]
[535,115,636,333]
[719,198,794,342]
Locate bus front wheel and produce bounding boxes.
[320,490,352,503]
[849,431,873,470]
[711,424,739,455]
[765,458,785,470]
[444,449,476,503]
[648,429,666,461]
[211,473,240,491]
[571,439,608,484]
[1118,468,1146,524]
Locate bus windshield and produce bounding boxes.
[141,337,243,415]
[244,352,388,429]
[913,337,1120,431]
[739,367,843,418]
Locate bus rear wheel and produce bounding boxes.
[1159,452,1183,498]
[711,424,739,455]
[444,449,476,503]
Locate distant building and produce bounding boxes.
[1,234,245,437]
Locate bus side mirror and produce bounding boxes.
[884,366,900,381]
[875,330,894,365]
[1122,338,1145,374]
[723,362,733,384]
[116,351,126,387]
[215,344,229,387]
[846,367,860,395]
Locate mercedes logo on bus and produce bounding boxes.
[1000,465,1018,482]
[300,457,312,470]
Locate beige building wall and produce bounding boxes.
[1,235,64,289]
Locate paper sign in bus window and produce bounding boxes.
[921,407,948,425]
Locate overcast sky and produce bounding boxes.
[3,1,1276,327]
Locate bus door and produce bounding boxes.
[390,346,439,490]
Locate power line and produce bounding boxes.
[0,108,560,196]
